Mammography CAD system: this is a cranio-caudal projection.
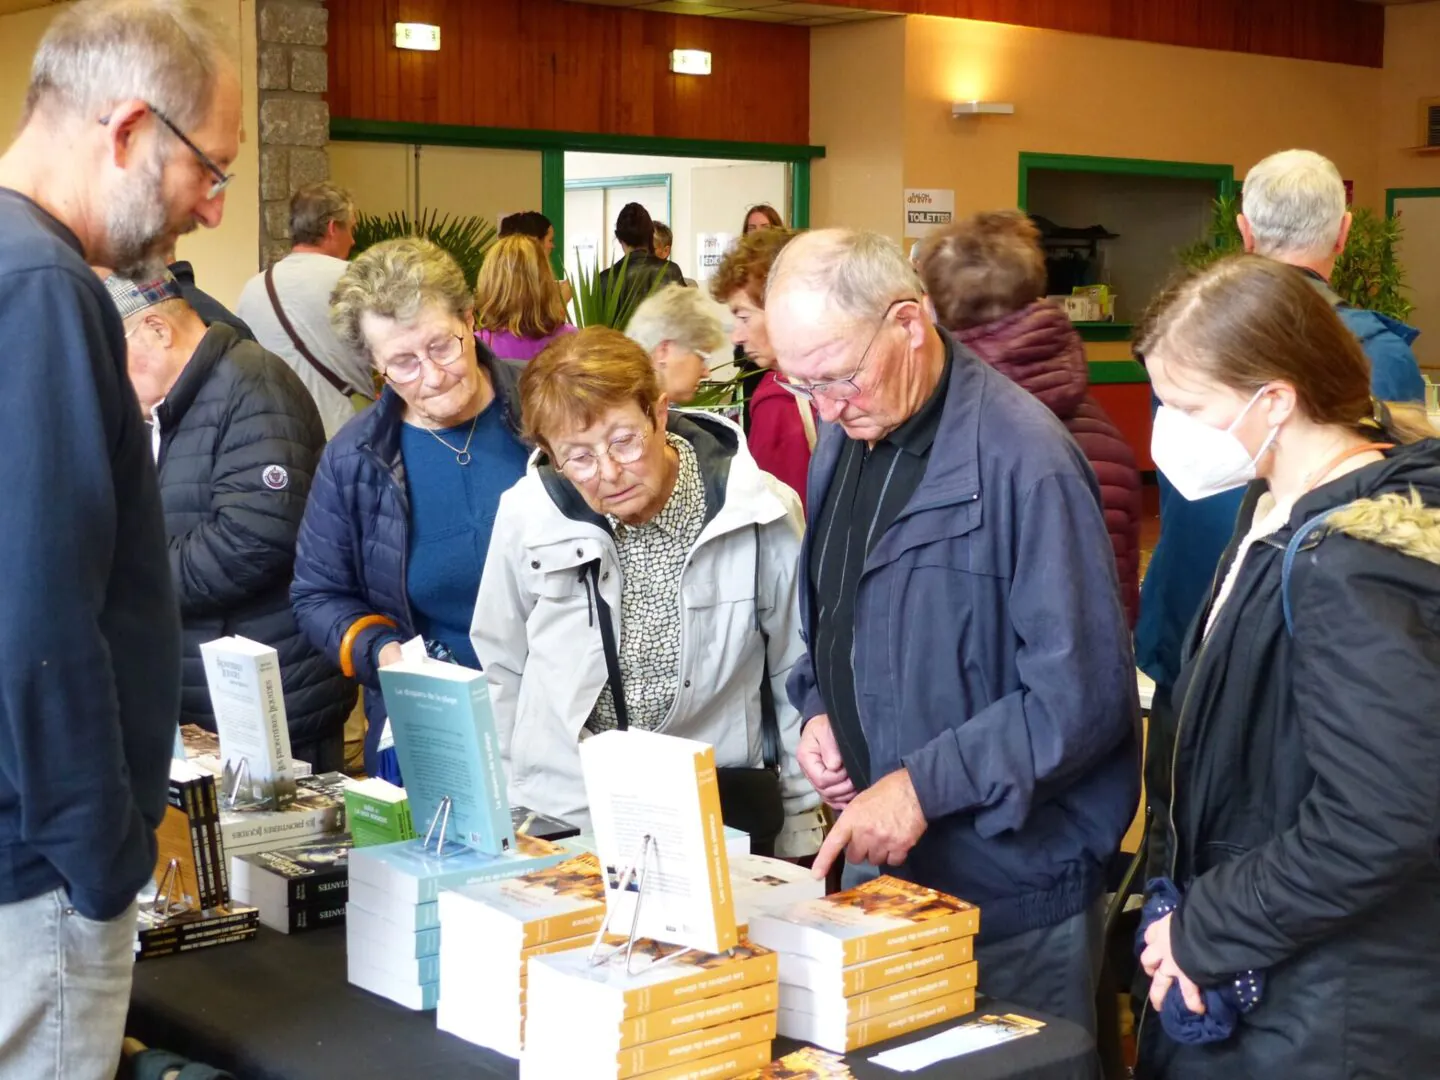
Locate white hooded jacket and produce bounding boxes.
[470,410,821,849]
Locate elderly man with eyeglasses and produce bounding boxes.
[469,326,825,860]
[291,237,531,781]
[766,229,1140,1037]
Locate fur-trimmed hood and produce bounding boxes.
[1321,490,1440,566]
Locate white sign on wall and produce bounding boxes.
[903,188,956,238]
[695,232,734,282]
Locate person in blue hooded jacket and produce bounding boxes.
[1237,149,1424,403]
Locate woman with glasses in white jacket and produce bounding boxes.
[470,327,823,858]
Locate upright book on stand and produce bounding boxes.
[378,639,514,855]
[579,729,737,956]
[200,636,298,808]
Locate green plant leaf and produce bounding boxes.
[566,252,667,330]
[350,209,497,290]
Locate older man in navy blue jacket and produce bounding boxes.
[767,229,1139,1036]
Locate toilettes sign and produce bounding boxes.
[904,188,955,238]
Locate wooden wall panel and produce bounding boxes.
[825,0,1384,67]
[326,0,812,144]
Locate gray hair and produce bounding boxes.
[1242,150,1347,262]
[25,0,230,133]
[766,228,924,323]
[330,238,472,364]
[291,182,357,247]
[625,285,726,358]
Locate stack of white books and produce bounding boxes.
[345,834,571,1011]
[747,875,980,1054]
[521,939,780,1080]
[435,852,822,1058]
[436,853,608,1056]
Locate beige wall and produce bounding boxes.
[811,14,1385,251]
[809,17,907,239]
[1379,1,1440,194]
[0,0,260,309]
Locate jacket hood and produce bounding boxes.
[1287,438,1440,565]
[529,409,789,543]
[1350,307,1421,348]
[953,300,1088,420]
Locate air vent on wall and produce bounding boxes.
[1415,97,1440,152]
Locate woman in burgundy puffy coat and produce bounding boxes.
[917,211,1142,625]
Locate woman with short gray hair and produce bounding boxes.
[292,238,531,780]
[624,283,726,403]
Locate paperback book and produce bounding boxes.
[134,904,259,960]
[155,758,225,911]
[230,836,351,933]
[347,833,571,910]
[776,987,976,1054]
[779,934,975,998]
[580,729,737,955]
[512,804,581,842]
[738,1046,853,1079]
[779,961,978,1025]
[378,642,514,855]
[344,777,417,848]
[220,771,348,859]
[200,636,298,807]
[746,876,979,969]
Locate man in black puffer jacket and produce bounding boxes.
[106,271,354,770]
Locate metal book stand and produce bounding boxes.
[152,857,191,919]
[421,795,458,858]
[586,832,700,976]
[222,756,259,811]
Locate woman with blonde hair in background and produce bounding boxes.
[1132,255,1440,1079]
[625,283,726,404]
[473,233,575,362]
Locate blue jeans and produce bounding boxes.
[0,888,137,1080]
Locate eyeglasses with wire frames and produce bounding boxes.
[99,103,234,201]
[773,298,917,402]
[381,333,467,385]
[558,430,652,483]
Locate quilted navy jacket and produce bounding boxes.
[156,324,352,748]
[290,346,525,772]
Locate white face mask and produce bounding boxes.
[1151,386,1278,501]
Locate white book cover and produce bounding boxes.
[579,730,736,955]
[200,637,297,808]
[729,853,826,928]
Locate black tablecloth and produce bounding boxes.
[127,926,1096,1080]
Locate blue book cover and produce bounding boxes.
[349,834,573,905]
[379,655,514,856]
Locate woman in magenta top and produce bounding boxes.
[474,234,575,362]
[712,227,816,511]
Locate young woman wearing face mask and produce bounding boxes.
[1133,255,1440,1079]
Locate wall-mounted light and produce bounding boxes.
[670,50,712,76]
[951,101,1014,116]
[395,23,441,51]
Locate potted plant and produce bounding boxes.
[350,209,497,290]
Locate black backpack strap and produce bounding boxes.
[264,264,358,397]
[755,523,780,770]
[590,561,629,731]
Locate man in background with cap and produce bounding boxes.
[111,271,355,772]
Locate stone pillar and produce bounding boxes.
[256,0,330,267]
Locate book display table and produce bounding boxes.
[127,926,1097,1080]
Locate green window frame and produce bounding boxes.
[1016,151,1235,378]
